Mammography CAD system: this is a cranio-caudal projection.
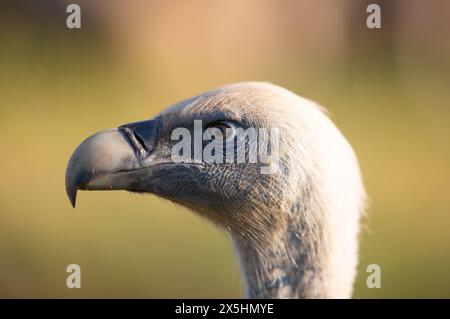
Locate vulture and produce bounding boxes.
[65,82,366,298]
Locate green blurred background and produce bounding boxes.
[0,0,449,298]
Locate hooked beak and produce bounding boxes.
[65,119,159,207]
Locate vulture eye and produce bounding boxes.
[205,121,236,141]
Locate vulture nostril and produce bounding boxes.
[119,126,149,159]
[133,127,157,153]
[118,119,159,159]
[133,131,148,151]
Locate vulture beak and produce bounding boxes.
[65,120,159,207]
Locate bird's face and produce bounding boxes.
[66,83,287,234]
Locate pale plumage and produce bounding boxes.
[66,82,366,298]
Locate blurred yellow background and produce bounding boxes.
[0,0,449,298]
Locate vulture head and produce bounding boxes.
[66,82,365,298]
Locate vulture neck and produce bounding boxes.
[232,199,334,298]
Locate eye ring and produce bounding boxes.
[204,120,236,141]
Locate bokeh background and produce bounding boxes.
[1,0,449,298]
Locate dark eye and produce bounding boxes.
[205,121,236,141]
